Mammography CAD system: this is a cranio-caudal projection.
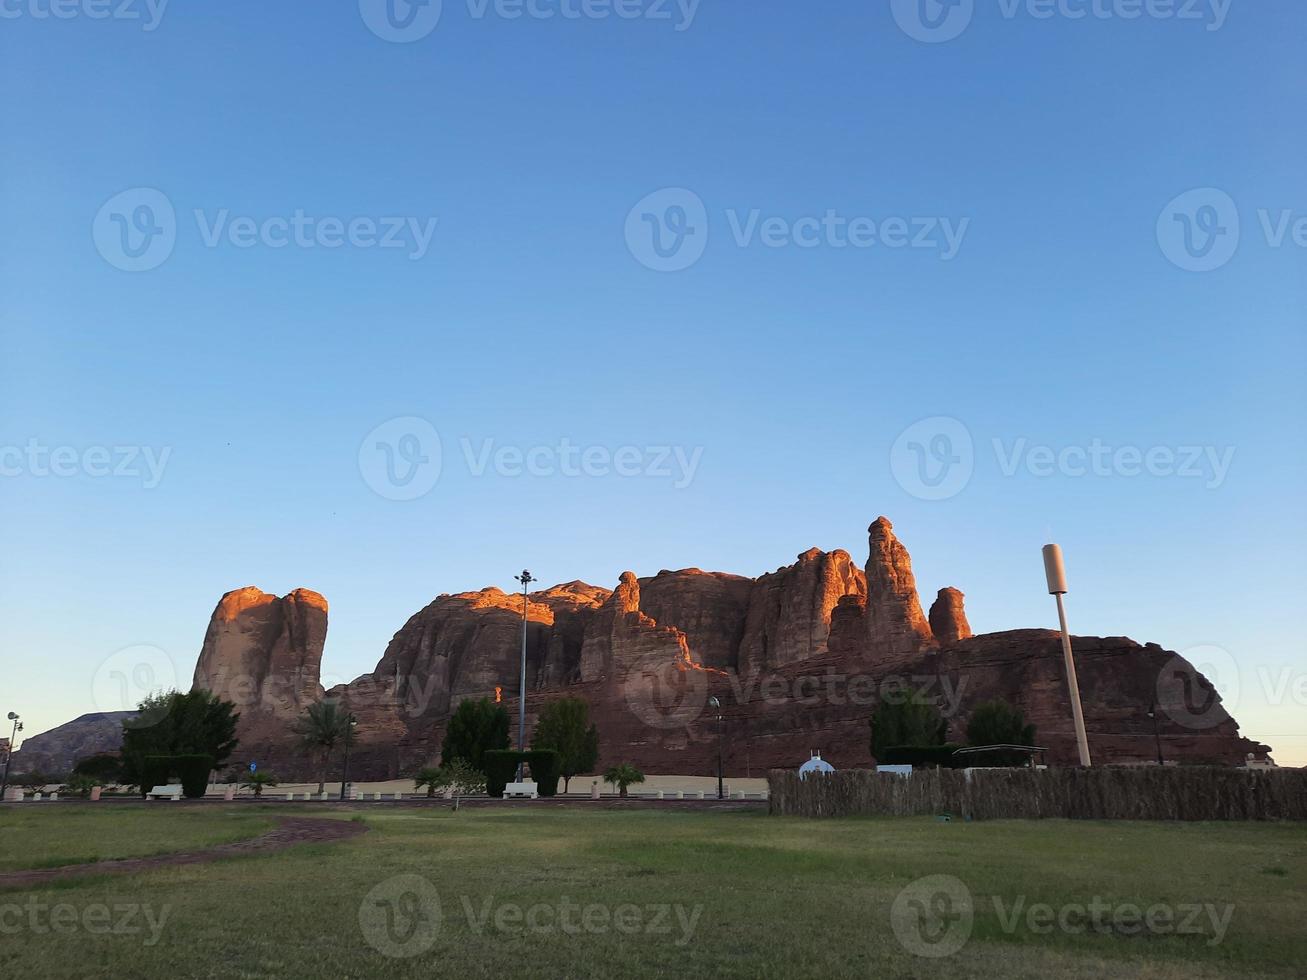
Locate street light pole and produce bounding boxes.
[1042,544,1092,767]
[1,713,20,801]
[708,696,723,800]
[1147,701,1164,766]
[338,714,358,802]
[514,570,536,783]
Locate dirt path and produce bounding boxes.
[0,817,367,889]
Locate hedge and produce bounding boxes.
[174,754,215,799]
[483,750,562,798]
[141,756,173,799]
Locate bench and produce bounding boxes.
[147,785,183,801]
[503,781,538,800]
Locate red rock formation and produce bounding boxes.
[739,549,866,674]
[185,518,1274,780]
[864,518,934,661]
[192,587,327,720]
[929,587,972,644]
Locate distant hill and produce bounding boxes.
[9,711,134,774]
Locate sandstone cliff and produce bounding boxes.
[186,519,1272,780]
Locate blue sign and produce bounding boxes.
[249,762,257,773]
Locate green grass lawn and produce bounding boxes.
[0,807,277,872]
[0,804,1303,979]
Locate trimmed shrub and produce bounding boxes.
[483,750,521,799]
[878,744,965,769]
[482,750,562,797]
[174,754,215,799]
[141,755,173,798]
[525,750,561,797]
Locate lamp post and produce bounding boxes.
[1,713,21,801]
[1042,544,1092,767]
[1147,701,1164,766]
[514,570,536,783]
[707,696,723,800]
[338,714,359,801]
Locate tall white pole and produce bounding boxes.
[514,570,536,782]
[1043,544,1092,767]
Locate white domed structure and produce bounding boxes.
[798,750,835,780]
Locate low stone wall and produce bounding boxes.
[767,766,1307,821]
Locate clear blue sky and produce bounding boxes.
[2,2,1303,764]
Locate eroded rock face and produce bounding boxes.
[7,712,134,775]
[929,587,973,645]
[739,549,867,674]
[185,517,1274,779]
[192,587,327,720]
[864,518,935,661]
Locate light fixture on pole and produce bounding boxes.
[514,569,537,783]
[338,713,358,802]
[1042,544,1092,767]
[1,712,21,801]
[707,696,724,800]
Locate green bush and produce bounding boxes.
[483,750,520,799]
[482,749,561,797]
[141,755,174,798]
[174,754,215,798]
[524,750,561,797]
[878,744,965,769]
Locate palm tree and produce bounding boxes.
[603,763,645,799]
[241,771,279,797]
[291,700,352,794]
[413,767,448,798]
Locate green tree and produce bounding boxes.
[443,758,486,812]
[602,763,645,799]
[241,771,279,797]
[72,753,123,785]
[440,698,510,774]
[869,688,947,761]
[65,773,99,798]
[120,690,239,792]
[530,697,600,794]
[291,699,353,794]
[966,700,1037,766]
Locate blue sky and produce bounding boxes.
[1,1,1303,764]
